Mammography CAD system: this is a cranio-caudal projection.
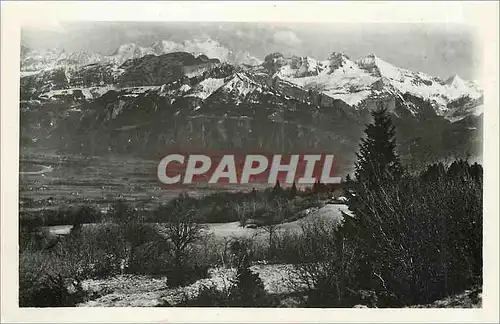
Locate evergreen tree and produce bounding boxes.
[289,181,297,198]
[230,239,266,306]
[420,162,446,182]
[312,179,324,193]
[354,105,402,186]
[344,105,403,290]
[447,159,471,180]
[344,174,352,183]
[338,105,483,305]
[469,162,483,183]
[342,174,353,197]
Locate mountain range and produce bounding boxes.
[21,38,262,73]
[20,40,483,174]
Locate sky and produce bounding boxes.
[21,21,480,80]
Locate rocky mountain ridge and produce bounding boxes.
[263,52,483,121]
[21,43,483,122]
[20,47,483,173]
[21,38,262,73]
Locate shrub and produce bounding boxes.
[232,259,267,306]
[175,238,271,307]
[19,251,86,307]
[19,226,58,253]
[19,205,102,228]
[146,187,316,226]
[165,264,211,288]
[340,106,483,306]
[344,162,483,306]
[271,217,363,307]
[107,200,139,223]
[177,283,234,307]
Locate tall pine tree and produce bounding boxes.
[289,181,297,198]
[343,105,403,291]
[354,105,402,186]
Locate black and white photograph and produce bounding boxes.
[1,1,499,323]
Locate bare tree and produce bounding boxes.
[237,199,258,227]
[282,217,358,307]
[235,202,249,227]
[217,236,233,268]
[158,200,205,269]
[261,199,286,257]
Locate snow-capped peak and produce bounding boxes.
[327,52,351,66]
[329,51,351,59]
[275,52,375,95]
[179,38,231,63]
[445,74,466,87]
[184,77,226,100]
[107,43,155,65]
[357,54,403,80]
[106,38,260,66]
[231,51,263,66]
[270,51,483,119]
[113,43,138,55]
[220,72,262,99]
[151,40,179,54]
[66,50,103,65]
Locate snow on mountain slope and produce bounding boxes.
[333,90,375,107]
[151,40,181,54]
[137,38,261,66]
[230,50,263,66]
[109,39,230,66]
[21,47,66,71]
[218,73,263,101]
[37,85,121,101]
[39,88,93,101]
[181,39,231,63]
[446,103,484,123]
[274,56,326,78]
[183,62,222,78]
[107,43,155,65]
[185,78,226,100]
[272,52,482,117]
[357,54,482,111]
[22,38,262,73]
[20,42,483,123]
[87,71,261,108]
[65,51,104,66]
[275,52,379,107]
[444,75,483,100]
[21,47,104,72]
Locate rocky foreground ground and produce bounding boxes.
[78,263,481,308]
[79,264,295,307]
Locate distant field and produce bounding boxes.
[20,148,348,241]
[19,148,272,211]
[41,204,348,239]
[202,203,347,240]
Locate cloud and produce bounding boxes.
[273,30,302,46]
[235,30,251,39]
[124,29,148,39]
[22,20,66,33]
